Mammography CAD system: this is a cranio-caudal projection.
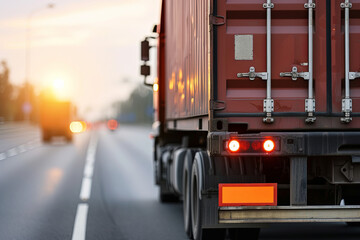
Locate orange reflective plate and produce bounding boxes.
[219,183,277,207]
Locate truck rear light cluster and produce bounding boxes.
[226,138,277,154]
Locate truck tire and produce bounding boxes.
[191,153,225,240]
[159,148,179,202]
[159,181,179,202]
[228,228,260,240]
[183,149,196,238]
[42,131,51,143]
[66,134,73,142]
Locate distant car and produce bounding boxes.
[107,119,118,131]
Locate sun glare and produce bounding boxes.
[52,79,65,92]
[49,78,72,100]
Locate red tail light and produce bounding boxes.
[228,140,240,152]
[263,139,275,152]
[107,119,118,130]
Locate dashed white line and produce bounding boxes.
[72,134,98,240]
[18,144,26,153]
[0,139,42,162]
[79,135,98,201]
[71,203,89,240]
[7,148,17,157]
[27,141,35,150]
[83,165,94,178]
[79,177,92,201]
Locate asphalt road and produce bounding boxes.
[0,123,359,240]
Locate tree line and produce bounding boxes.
[113,84,153,124]
[0,60,39,122]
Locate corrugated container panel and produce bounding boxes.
[215,0,360,130]
[165,0,209,120]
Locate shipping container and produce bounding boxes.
[141,0,360,239]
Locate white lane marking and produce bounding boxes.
[0,138,41,163]
[79,135,98,201]
[79,177,92,201]
[71,134,98,240]
[6,148,17,157]
[26,142,34,150]
[18,144,26,153]
[71,203,89,240]
[83,165,94,178]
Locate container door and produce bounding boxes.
[213,0,360,131]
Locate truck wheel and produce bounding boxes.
[183,150,194,238]
[66,134,73,142]
[159,148,179,203]
[228,228,260,240]
[42,131,51,143]
[159,181,179,202]
[191,154,225,240]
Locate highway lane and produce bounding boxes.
[86,126,187,240]
[0,128,90,239]
[0,123,360,239]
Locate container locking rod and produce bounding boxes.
[263,0,274,123]
[304,0,316,123]
[340,0,360,123]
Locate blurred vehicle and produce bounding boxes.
[107,119,118,131]
[40,98,74,142]
[141,1,360,240]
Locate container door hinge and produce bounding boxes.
[210,100,226,111]
[210,15,225,26]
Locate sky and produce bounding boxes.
[0,0,161,120]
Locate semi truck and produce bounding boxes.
[141,0,360,239]
[40,98,73,142]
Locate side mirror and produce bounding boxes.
[141,65,153,87]
[141,40,150,61]
[141,64,150,77]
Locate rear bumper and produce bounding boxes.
[219,206,360,224]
